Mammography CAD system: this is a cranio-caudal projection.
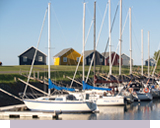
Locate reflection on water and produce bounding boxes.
[1,99,160,120]
[60,99,160,120]
[59,113,97,120]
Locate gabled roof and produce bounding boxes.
[84,50,94,58]
[53,48,72,57]
[18,46,47,57]
[84,50,103,58]
[101,52,117,58]
[121,53,134,60]
[145,58,156,62]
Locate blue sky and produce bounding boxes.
[0,0,160,66]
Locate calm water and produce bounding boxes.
[59,99,160,120]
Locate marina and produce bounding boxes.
[1,0,160,122]
[0,99,160,120]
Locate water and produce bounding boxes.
[59,99,160,120]
[1,99,160,120]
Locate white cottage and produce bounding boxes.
[121,53,133,66]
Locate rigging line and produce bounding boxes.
[51,6,75,73]
[102,9,130,83]
[70,19,94,88]
[87,1,118,75]
[85,1,111,83]
[99,2,120,73]
[101,9,128,76]
[150,44,160,74]
[86,3,93,21]
[107,41,120,77]
[97,1,109,29]
[151,43,160,76]
[22,8,48,99]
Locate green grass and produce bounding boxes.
[0,65,160,83]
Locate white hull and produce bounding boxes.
[68,90,125,106]
[134,92,153,101]
[24,99,97,113]
[96,96,124,106]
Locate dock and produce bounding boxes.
[0,104,27,111]
[0,104,61,119]
[0,111,60,119]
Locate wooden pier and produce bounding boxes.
[0,111,60,119]
[0,104,61,119]
[0,104,27,111]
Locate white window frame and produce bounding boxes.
[63,57,67,62]
[100,58,103,63]
[38,56,43,62]
[23,56,27,62]
[77,57,80,62]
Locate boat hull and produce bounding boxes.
[23,99,97,113]
[151,89,160,98]
[96,96,125,106]
[134,92,153,101]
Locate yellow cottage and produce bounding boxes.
[53,48,82,65]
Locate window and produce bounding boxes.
[63,57,67,62]
[100,58,103,63]
[55,98,63,101]
[108,59,109,63]
[23,56,27,62]
[77,57,80,62]
[88,58,91,62]
[38,56,43,62]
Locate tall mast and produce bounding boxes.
[119,0,122,75]
[129,7,132,75]
[109,0,112,76]
[148,31,150,77]
[48,2,51,96]
[82,2,86,82]
[93,1,96,86]
[141,29,143,76]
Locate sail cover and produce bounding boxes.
[49,79,75,91]
[82,81,111,91]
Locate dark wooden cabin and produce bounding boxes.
[84,50,105,65]
[18,46,47,65]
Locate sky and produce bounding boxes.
[0,0,160,66]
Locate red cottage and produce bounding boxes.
[101,52,122,66]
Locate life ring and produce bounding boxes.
[143,88,149,93]
[128,88,133,93]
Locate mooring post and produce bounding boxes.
[14,77,17,82]
[37,71,39,79]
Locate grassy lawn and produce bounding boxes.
[0,65,159,83]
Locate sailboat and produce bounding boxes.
[23,2,97,113]
[81,1,125,106]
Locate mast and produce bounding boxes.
[141,29,143,76]
[119,0,122,75]
[129,7,132,75]
[109,0,112,76]
[82,2,86,82]
[148,31,150,77]
[48,2,51,96]
[93,1,96,86]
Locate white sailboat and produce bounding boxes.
[23,2,97,113]
[82,0,125,106]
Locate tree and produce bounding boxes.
[153,50,160,65]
